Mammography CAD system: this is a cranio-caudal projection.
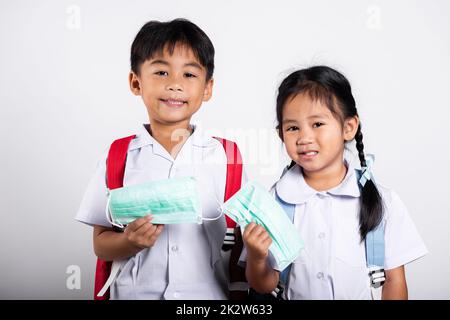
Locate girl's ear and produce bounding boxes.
[344,115,359,141]
[129,72,141,95]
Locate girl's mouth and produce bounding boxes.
[299,151,318,160]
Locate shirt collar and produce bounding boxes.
[129,123,214,151]
[275,159,361,205]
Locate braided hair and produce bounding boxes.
[276,66,383,241]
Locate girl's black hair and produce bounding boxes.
[130,18,215,80]
[276,66,383,241]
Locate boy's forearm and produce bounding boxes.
[246,258,279,294]
[93,229,141,261]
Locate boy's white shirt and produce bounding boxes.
[76,124,247,300]
[240,159,428,300]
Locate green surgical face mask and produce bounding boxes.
[221,181,304,271]
[106,176,210,228]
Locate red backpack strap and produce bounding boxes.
[94,134,136,300]
[213,137,243,250]
[106,135,137,189]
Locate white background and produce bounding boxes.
[0,0,449,299]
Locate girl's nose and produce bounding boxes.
[296,132,313,145]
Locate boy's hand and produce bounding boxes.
[124,215,164,249]
[243,222,272,262]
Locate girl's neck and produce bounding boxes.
[302,160,348,192]
[147,120,193,159]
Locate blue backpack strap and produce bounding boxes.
[274,192,295,285]
[355,167,386,288]
[365,221,386,288]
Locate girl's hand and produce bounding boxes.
[124,215,164,249]
[243,222,272,262]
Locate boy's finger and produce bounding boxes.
[128,215,153,231]
[138,223,156,236]
[145,224,164,243]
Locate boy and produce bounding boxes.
[76,19,247,299]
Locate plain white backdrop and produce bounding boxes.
[0,0,449,299]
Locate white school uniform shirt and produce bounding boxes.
[75,124,246,300]
[272,161,428,300]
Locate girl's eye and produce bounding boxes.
[184,72,196,78]
[313,122,324,128]
[155,71,168,76]
[286,126,299,131]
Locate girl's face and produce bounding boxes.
[281,93,358,177]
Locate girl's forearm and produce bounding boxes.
[382,281,408,299]
[246,258,279,294]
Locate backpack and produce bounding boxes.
[94,135,243,300]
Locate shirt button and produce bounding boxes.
[318,232,326,239]
[316,272,324,279]
[174,292,180,298]
[171,245,178,252]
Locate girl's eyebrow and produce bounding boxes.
[282,119,298,124]
[307,114,329,120]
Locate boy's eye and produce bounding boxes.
[313,122,324,128]
[184,72,197,78]
[155,71,168,76]
[286,126,299,132]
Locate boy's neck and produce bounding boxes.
[147,120,193,159]
[302,161,348,192]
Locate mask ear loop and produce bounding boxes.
[201,189,225,221]
[105,190,125,229]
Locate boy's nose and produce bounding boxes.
[166,82,183,92]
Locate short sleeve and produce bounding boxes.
[75,151,112,228]
[383,189,428,270]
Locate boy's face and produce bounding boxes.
[129,43,213,127]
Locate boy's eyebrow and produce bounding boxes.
[149,59,169,66]
[184,62,204,70]
[148,60,204,70]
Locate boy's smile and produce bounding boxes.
[129,43,213,127]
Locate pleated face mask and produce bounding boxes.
[221,181,304,271]
[106,176,206,228]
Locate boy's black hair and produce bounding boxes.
[276,66,384,241]
[130,18,215,81]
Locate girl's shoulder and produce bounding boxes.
[373,181,409,221]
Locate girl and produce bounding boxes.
[243,66,427,299]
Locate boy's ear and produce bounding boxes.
[129,72,141,95]
[344,115,359,141]
[202,78,214,102]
